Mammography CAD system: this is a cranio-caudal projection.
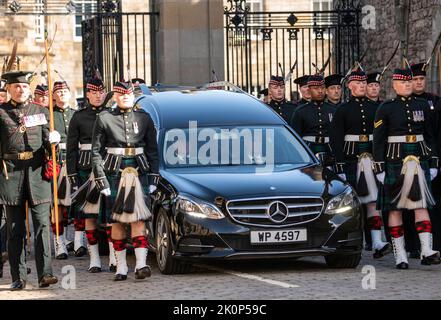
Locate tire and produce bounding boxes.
[325,253,361,268]
[155,210,192,274]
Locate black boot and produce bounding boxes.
[39,274,58,288]
[113,274,127,281]
[421,252,441,265]
[373,243,392,259]
[74,246,87,257]
[135,266,152,280]
[88,266,102,273]
[396,262,409,270]
[10,279,26,290]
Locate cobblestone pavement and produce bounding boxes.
[1,248,441,300]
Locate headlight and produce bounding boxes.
[176,195,225,219]
[325,188,359,215]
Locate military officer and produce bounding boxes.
[50,81,87,259]
[91,81,159,281]
[366,72,383,105]
[267,75,297,122]
[330,69,391,259]
[33,84,49,108]
[411,62,441,253]
[293,75,311,106]
[291,74,336,158]
[324,74,344,107]
[67,78,117,273]
[373,67,440,269]
[0,71,60,289]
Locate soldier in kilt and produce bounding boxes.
[49,81,88,260]
[33,85,49,108]
[330,69,391,259]
[293,75,311,106]
[325,74,344,108]
[291,74,336,161]
[366,72,383,106]
[373,67,440,269]
[91,81,159,281]
[411,62,441,253]
[267,75,298,123]
[66,78,116,273]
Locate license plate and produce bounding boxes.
[250,229,307,244]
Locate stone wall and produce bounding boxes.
[360,0,441,98]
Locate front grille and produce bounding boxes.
[226,197,324,228]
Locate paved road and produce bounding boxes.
[1,248,440,300]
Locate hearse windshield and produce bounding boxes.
[162,125,314,170]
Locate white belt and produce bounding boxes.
[59,143,66,150]
[387,135,424,143]
[303,136,329,143]
[107,147,144,156]
[79,144,92,151]
[344,134,373,142]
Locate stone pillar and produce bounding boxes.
[154,0,224,85]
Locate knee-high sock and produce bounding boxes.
[416,220,438,258]
[106,226,116,266]
[112,239,128,275]
[86,229,101,268]
[367,216,388,250]
[389,225,408,265]
[132,235,148,271]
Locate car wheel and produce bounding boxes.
[155,210,192,274]
[325,253,361,268]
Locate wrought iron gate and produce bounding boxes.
[224,0,361,99]
[82,2,159,93]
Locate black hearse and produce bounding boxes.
[138,84,362,274]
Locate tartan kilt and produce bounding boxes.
[377,143,433,211]
[343,142,372,188]
[72,168,109,224]
[105,158,150,224]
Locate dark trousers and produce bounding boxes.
[5,202,52,282]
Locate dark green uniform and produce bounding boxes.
[330,97,378,185]
[373,95,438,211]
[66,103,107,221]
[54,106,75,161]
[91,105,160,219]
[0,99,53,282]
[291,100,336,156]
[268,99,298,123]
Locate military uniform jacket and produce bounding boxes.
[66,104,106,175]
[91,106,159,184]
[413,92,441,156]
[373,95,438,169]
[291,100,336,138]
[330,97,378,163]
[0,100,52,205]
[54,105,74,161]
[268,99,298,123]
[325,98,342,109]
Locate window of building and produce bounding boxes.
[35,0,44,41]
[312,0,333,39]
[245,0,263,12]
[73,0,98,41]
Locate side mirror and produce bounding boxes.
[315,152,335,167]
